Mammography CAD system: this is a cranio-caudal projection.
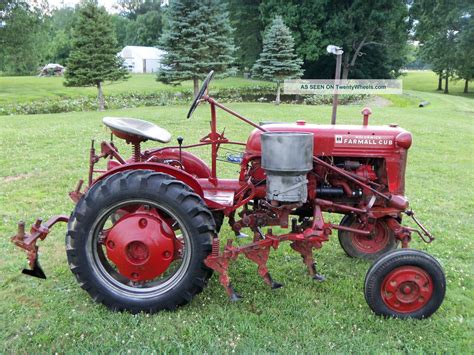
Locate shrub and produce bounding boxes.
[0,87,366,116]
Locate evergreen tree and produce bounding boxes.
[252,16,303,105]
[157,0,236,96]
[65,1,128,111]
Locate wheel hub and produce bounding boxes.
[105,211,175,282]
[381,266,433,313]
[353,222,389,253]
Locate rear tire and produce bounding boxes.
[66,170,215,313]
[364,249,445,319]
[338,215,398,260]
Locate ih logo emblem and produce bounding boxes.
[335,135,343,144]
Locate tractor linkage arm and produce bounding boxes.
[403,210,435,244]
[10,215,69,279]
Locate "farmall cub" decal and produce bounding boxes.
[335,135,393,146]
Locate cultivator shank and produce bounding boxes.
[11,215,69,278]
[205,205,331,299]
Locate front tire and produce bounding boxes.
[364,249,446,319]
[66,170,215,313]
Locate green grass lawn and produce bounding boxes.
[0,71,471,107]
[0,74,271,105]
[0,73,473,352]
[401,70,473,99]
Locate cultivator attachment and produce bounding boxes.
[205,219,330,301]
[10,216,69,279]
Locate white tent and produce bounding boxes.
[118,46,167,74]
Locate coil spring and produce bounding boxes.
[212,238,220,257]
[133,142,141,162]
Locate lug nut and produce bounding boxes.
[139,218,147,228]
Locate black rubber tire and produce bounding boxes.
[364,249,446,319]
[66,170,215,313]
[338,215,398,260]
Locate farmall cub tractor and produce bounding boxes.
[11,71,446,319]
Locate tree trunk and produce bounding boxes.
[437,72,443,91]
[97,81,105,111]
[275,81,281,105]
[342,53,349,80]
[193,77,199,97]
[342,67,349,80]
[464,79,468,93]
[444,72,449,94]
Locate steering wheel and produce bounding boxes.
[187,70,215,119]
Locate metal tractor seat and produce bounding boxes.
[103,117,171,143]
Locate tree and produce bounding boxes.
[157,0,236,96]
[260,0,409,79]
[259,0,326,63]
[116,0,143,19]
[135,10,162,46]
[125,10,162,46]
[65,1,128,111]
[252,16,303,105]
[116,0,162,19]
[46,7,77,64]
[454,11,473,93]
[117,1,163,47]
[111,14,130,48]
[0,1,50,75]
[329,0,409,80]
[411,0,470,93]
[226,0,264,70]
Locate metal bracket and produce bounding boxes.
[404,210,435,243]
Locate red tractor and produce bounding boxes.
[11,71,445,319]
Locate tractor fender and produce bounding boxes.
[148,149,211,178]
[93,162,204,197]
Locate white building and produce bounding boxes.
[118,46,167,74]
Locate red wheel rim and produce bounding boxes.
[105,209,176,282]
[352,221,390,254]
[381,266,433,313]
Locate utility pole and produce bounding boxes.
[327,45,344,125]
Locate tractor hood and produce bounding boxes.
[245,122,412,158]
